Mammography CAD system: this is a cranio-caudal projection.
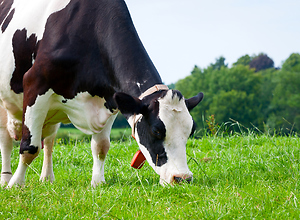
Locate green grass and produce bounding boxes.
[1,133,299,219]
[57,127,132,142]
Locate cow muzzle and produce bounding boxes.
[159,171,193,186]
[173,175,193,184]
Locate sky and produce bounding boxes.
[125,0,300,84]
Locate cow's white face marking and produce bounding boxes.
[131,90,194,185]
[157,91,193,184]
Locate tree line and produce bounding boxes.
[175,53,300,135]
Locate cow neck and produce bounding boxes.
[96,1,164,99]
[131,84,169,139]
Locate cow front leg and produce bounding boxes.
[40,124,60,182]
[91,114,117,187]
[0,137,13,185]
[91,134,110,187]
[7,90,53,187]
[0,107,13,185]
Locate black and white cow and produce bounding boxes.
[0,0,203,187]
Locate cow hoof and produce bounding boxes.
[1,172,13,186]
[91,179,106,188]
[40,174,55,183]
[7,177,25,188]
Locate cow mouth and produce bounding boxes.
[159,174,193,186]
[173,176,193,184]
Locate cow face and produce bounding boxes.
[114,90,203,185]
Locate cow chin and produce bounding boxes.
[157,164,193,186]
[139,145,193,186]
[136,138,193,186]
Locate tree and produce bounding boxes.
[282,53,300,72]
[176,62,261,131]
[249,53,274,72]
[175,53,300,134]
[269,68,300,133]
[255,68,278,129]
[210,56,228,70]
[208,90,256,129]
[233,54,251,66]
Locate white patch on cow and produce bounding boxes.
[7,0,71,40]
[24,90,54,149]
[24,91,117,138]
[59,92,117,134]
[157,91,193,184]
[135,80,148,91]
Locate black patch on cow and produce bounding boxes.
[20,0,163,107]
[10,29,39,94]
[20,142,38,155]
[136,96,167,166]
[137,118,167,166]
[1,7,14,32]
[0,0,13,32]
[28,0,117,101]
[171,90,183,101]
[20,125,38,155]
[190,120,196,137]
[1,171,12,175]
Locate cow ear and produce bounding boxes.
[185,92,204,111]
[113,92,146,115]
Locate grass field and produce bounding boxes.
[56,127,132,142]
[0,129,299,219]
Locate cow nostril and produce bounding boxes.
[174,176,192,184]
[174,176,183,183]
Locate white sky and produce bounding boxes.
[125,0,300,84]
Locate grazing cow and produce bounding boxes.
[0,0,203,187]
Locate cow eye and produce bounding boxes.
[151,127,163,139]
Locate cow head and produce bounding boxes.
[114,90,203,185]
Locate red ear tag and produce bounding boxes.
[131,150,146,169]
